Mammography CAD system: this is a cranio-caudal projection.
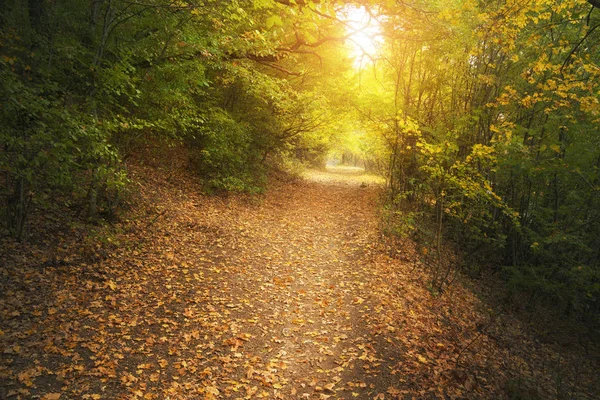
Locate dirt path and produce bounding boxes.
[198,169,391,399]
[141,166,400,399]
[1,166,598,399]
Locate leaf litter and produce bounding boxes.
[1,161,598,399]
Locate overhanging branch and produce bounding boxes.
[257,61,302,76]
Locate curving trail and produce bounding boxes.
[2,165,597,399]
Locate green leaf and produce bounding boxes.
[266,14,283,29]
[253,0,273,8]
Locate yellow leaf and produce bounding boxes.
[42,394,62,400]
[417,354,428,363]
[205,386,219,395]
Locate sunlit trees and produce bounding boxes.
[352,0,600,321]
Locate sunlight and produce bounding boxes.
[343,6,383,68]
[303,166,385,186]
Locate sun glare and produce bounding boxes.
[343,6,383,68]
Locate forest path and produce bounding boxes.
[198,167,394,399]
[2,165,418,400]
[6,165,596,400]
[161,165,403,399]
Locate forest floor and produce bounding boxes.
[1,156,599,400]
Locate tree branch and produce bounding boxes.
[256,61,302,76]
[561,22,600,72]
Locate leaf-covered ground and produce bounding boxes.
[1,161,598,399]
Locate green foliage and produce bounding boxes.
[189,107,263,193]
[0,0,337,234]
[357,0,600,324]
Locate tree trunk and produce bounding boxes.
[7,177,28,241]
[87,168,99,219]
